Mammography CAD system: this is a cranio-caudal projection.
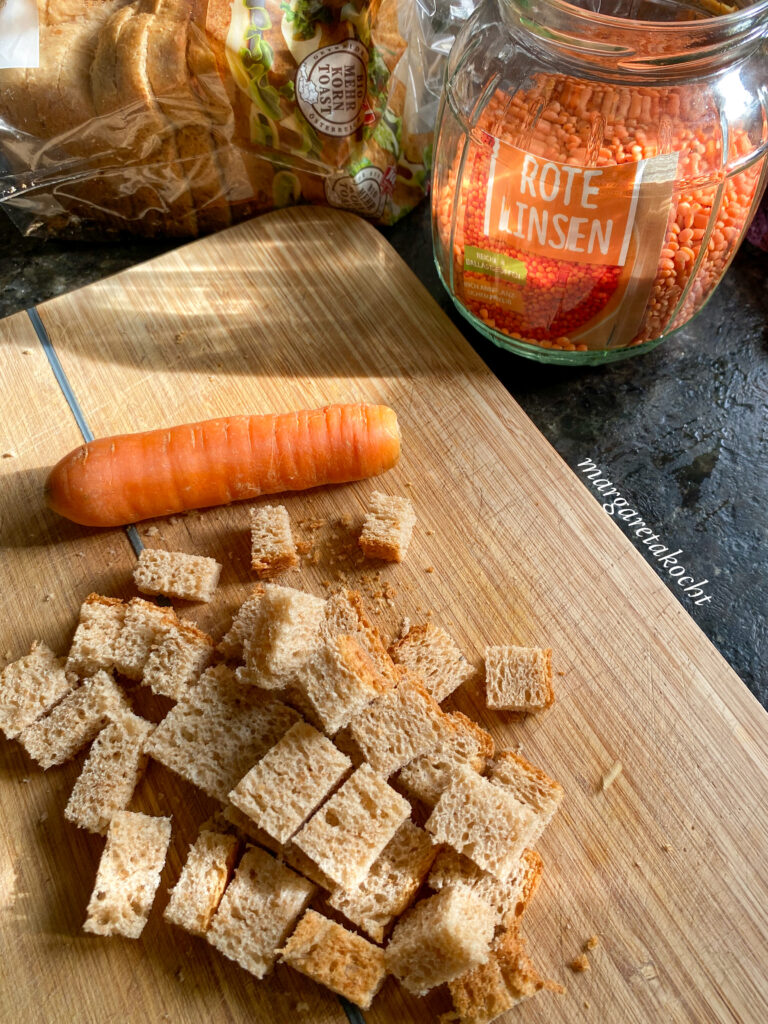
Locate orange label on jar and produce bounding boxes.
[484,142,645,267]
[461,138,679,349]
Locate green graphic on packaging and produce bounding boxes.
[464,246,527,283]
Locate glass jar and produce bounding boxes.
[432,0,768,363]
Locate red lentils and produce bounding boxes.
[434,48,767,361]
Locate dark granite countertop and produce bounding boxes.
[2,203,766,703]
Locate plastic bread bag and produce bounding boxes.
[0,0,476,237]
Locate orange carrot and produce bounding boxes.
[45,404,400,527]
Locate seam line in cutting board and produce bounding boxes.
[27,302,364,1024]
[26,307,145,559]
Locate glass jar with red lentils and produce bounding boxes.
[432,0,768,363]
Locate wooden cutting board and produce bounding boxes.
[1,206,767,1024]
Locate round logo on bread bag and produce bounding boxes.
[296,41,368,137]
[325,166,388,218]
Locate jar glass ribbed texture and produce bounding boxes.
[432,0,768,363]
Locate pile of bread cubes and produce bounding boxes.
[0,491,563,1023]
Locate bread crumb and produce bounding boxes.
[584,1001,590,1009]
[42,594,53,603]
[169,516,181,525]
[2,451,16,459]
[296,541,312,556]
[661,842,672,852]
[174,332,186,344]
[585,935,599,950]
[569,955,590,972]
[399,617,411,638]
[4,650,12,660]
[557,670,566,676]
[601,761,622,791]
[295,1002,310,1013]
[21,348,32,354]
[425,566,434,573]
[38,811,48,824]
[174,967,185,983]
[426,529,434,536]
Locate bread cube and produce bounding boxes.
[425,768,537,880]
[428,847,542,928]
[216,586,265,659]
[291,634,386,735]
[134,548,221,603]
[281,910,387,1010]
[250,504,298,576]
[0,642,77,740]
[207,845,315,979]
[66,594,126,677]
[164,829,239,936]
[329,820,438,943]
[485,646,554,712]
[240,584,326,690]
[292,763,410,889]
[397,711,494,808]
[390,623,476,703]
[83,810,172,939]
[64,710,155,834]
[359,491,415,562]
[347,674,454,777]
[141,620,213,700]
[487,750,564,846]
[229,721,351,844]
[448,922,561,1023]
[385,887,495,995]
[323,588,398,686]
[18,670,129,769]
[113,597,177,680]
[145,664,300,801]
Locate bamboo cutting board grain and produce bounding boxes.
[1,206,768,1024]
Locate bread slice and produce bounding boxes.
[207,845,315,979]
[145,0,231,236]
[66,594,126,677]
[0,642,78,741]
[389,623,476,703]
[485,646,554,712]
[134,548,221,603]
[83,810,172,938]
[141,620,214,700]
[346,674,455,777]
[113,597,177,680]
[397,711,494,809]
[487,750,564,846]
[18,671,129,769]
[292,763,410,889]
[144,664,300,801]
[216,585,266,659]
[290,634,387,735]
[164,829,239,936]
[448,920,562,1023]
[239,584,326,690]
[428,847,543,929]
[64,709,155,834]
[229,721,351,844]
[359,491,416,562]
[384,886,496,996]
[113,8,199,237]
[323,588,398,686]
[249,504,298,576]
[328,820,438,943]
[425,768,537,880]
[280,909,387,1010]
